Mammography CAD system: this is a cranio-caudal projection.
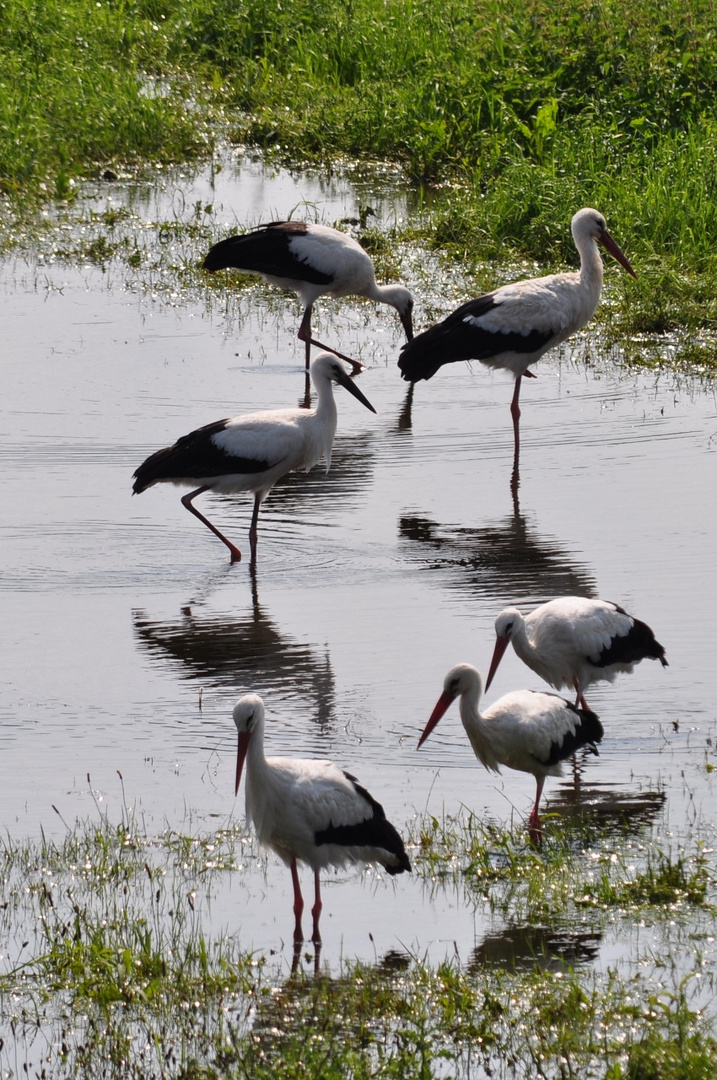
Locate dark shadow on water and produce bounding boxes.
[394,383,414,434]
[397,499,597,602]
[467,924,602,974]
[547,783,667,832]
[132,570,336,730]
[288,941,411,978]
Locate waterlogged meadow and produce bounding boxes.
[2,807,717,1078]
[3,0,717,1075]
[2,0,717,358]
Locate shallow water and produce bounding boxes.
[3,153,717,977]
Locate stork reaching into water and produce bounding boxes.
[132,353,376,564]
[233,693,411,943]
[203,220,414,373]
[417,663,603,842]
[485,597,668,708]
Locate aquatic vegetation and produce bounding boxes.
[413,807,714,923]
[1,809,716,1076]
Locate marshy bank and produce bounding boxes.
[2,0,717,361]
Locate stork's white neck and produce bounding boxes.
[245,717,268,780]
[458,687,499,772]
[507,615,533,662]
[307,375,339,470]
[365,281,412,313]
[577,235,605,296]
[243,716,280,837]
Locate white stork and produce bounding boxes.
[203,220,414,373]
[132,353,376,564]
[417,663,603,842]
[397,208,637,454]
[485,597,668,708]
[233,693,411,943]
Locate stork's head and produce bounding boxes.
[310,353,377,413]
[233,693,265,796]
[417,664,482,748]
[387,285,414,341]
[571,208,637,279]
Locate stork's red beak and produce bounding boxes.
[333,365,377,413]
[235,730,252,796]
[484,634,511,693]
[401,309,414,342]
[599,229,638,279]
[417,690,454,749]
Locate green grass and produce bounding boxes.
[413,809,714,922]
[1,2,717,328]
[2,0,717,356]
[0,0,209,202]
[2,807,717,1076]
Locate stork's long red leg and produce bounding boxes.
[528,776,545,846]
[290,857,304,943]
[311,870,323,944]
[297,304,365,375]
[572,678,590,711]
[298,308,314,371]
[181,487,242,563]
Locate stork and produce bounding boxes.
[485,597,668,708]
[132,353,376,564]
[203,221,414,373]
[397,208,637,456]
[417,663,603,842]
[233,693,411,943]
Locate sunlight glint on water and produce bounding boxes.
[2,154,717,973]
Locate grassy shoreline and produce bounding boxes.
[1,0,717,356]
[2,808,716,1077]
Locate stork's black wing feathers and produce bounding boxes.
[398,294,554,382]
[314,773,411,873]
[203,221,335,285]
[132,419,271,492]
[542,703,604,767]
[592,605,668,668]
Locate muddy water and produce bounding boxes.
[3,154,717,972]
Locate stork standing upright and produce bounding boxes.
[203,221,414,373]
[132,353,376,564]
[417,663,603,842]
[485,597,668,709]
[397,208,637,457]
[233,693,411,943]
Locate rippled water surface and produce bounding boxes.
[3,155,717,973]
